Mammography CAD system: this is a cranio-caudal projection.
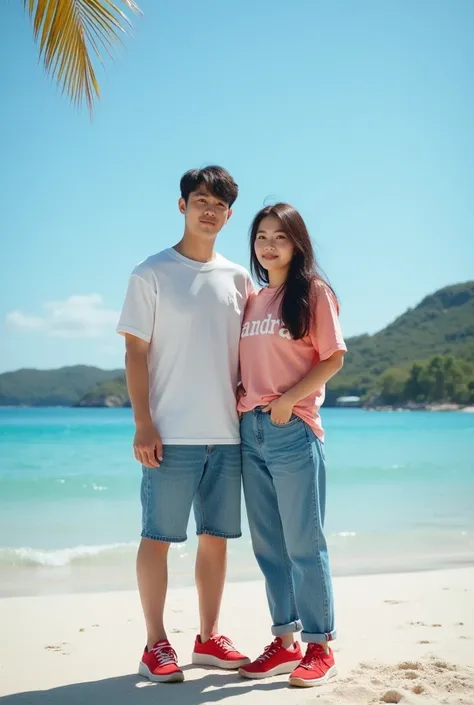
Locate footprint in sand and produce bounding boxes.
[359,662,373,670]
[409,621,443,628]
[398,662,420,670]
[381,690,403,703]
[45,644,69,655]
[398,663,421,681]
[432,660,457,672]
[337,658,473,705]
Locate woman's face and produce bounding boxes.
[254,215,295,273]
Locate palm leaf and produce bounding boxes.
[25,0,142,113]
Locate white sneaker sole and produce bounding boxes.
[192,653,251,670]
[239,660,303,679]
[289,665,338,687]
[138,661,184,683]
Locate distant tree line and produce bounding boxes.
[372,355,474,406]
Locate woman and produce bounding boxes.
[237,203,346,687]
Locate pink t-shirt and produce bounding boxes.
[237,281,347,441]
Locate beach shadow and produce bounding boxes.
[0,670,287,705]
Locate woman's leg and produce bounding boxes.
[241,413,301,640]
[263,416,335,645]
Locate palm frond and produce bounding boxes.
[25,0,142,113]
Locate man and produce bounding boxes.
[117,166,253,683]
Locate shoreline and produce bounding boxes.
[1,567,473,702]
[363,403,474,413]
[6,564,474,604]
[2,534,473,598]
[2,402,474,411]
[2,559,474,600]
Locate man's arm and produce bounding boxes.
[125,334,162,468]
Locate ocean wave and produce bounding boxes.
[0,542,137,567]
[0,475,132,500]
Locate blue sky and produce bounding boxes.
[1,0,473,373]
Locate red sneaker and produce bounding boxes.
[239,637,303,679]
[289,643,337,687]
[192,633,250,669]
[138,639,184,683]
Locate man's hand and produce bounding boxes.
[133,423,163,468]
[262,394,294,425]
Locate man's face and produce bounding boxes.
[179,185,232,238]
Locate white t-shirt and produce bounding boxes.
[117,247,253,444]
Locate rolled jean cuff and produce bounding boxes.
[301,628,337,643]
[271,620,302,637]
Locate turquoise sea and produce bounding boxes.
[0,407,473,597]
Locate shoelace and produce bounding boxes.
[151,643,178,666]
[256,640,280,662]
[300,643,326,669]
[211,634,236,653]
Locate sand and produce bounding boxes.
[0,568,473,704]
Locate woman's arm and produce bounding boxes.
[284,350,345,405]
[263,350,345,424]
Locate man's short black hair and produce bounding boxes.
[180,166,238,207]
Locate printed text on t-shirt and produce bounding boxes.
[241,314,292,340]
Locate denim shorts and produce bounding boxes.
[140,444,242,543]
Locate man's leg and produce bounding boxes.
[139,446,205,646]
[191,444,249,669]
[195,534,227,641]
[137,538,170,647]
[193,444,242,640]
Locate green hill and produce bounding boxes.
[0,366,123,406]
[76,376,128,407]
[2,281,473,408]
[327,281,474,404]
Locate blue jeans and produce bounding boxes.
[141,444,242,543]
[241,409,336,643]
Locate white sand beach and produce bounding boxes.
[1,568,473,705]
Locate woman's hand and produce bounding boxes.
[262,394,294,425]
[236,384,246,405]
[236,384,246,418]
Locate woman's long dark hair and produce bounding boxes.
[250,203,337,340]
